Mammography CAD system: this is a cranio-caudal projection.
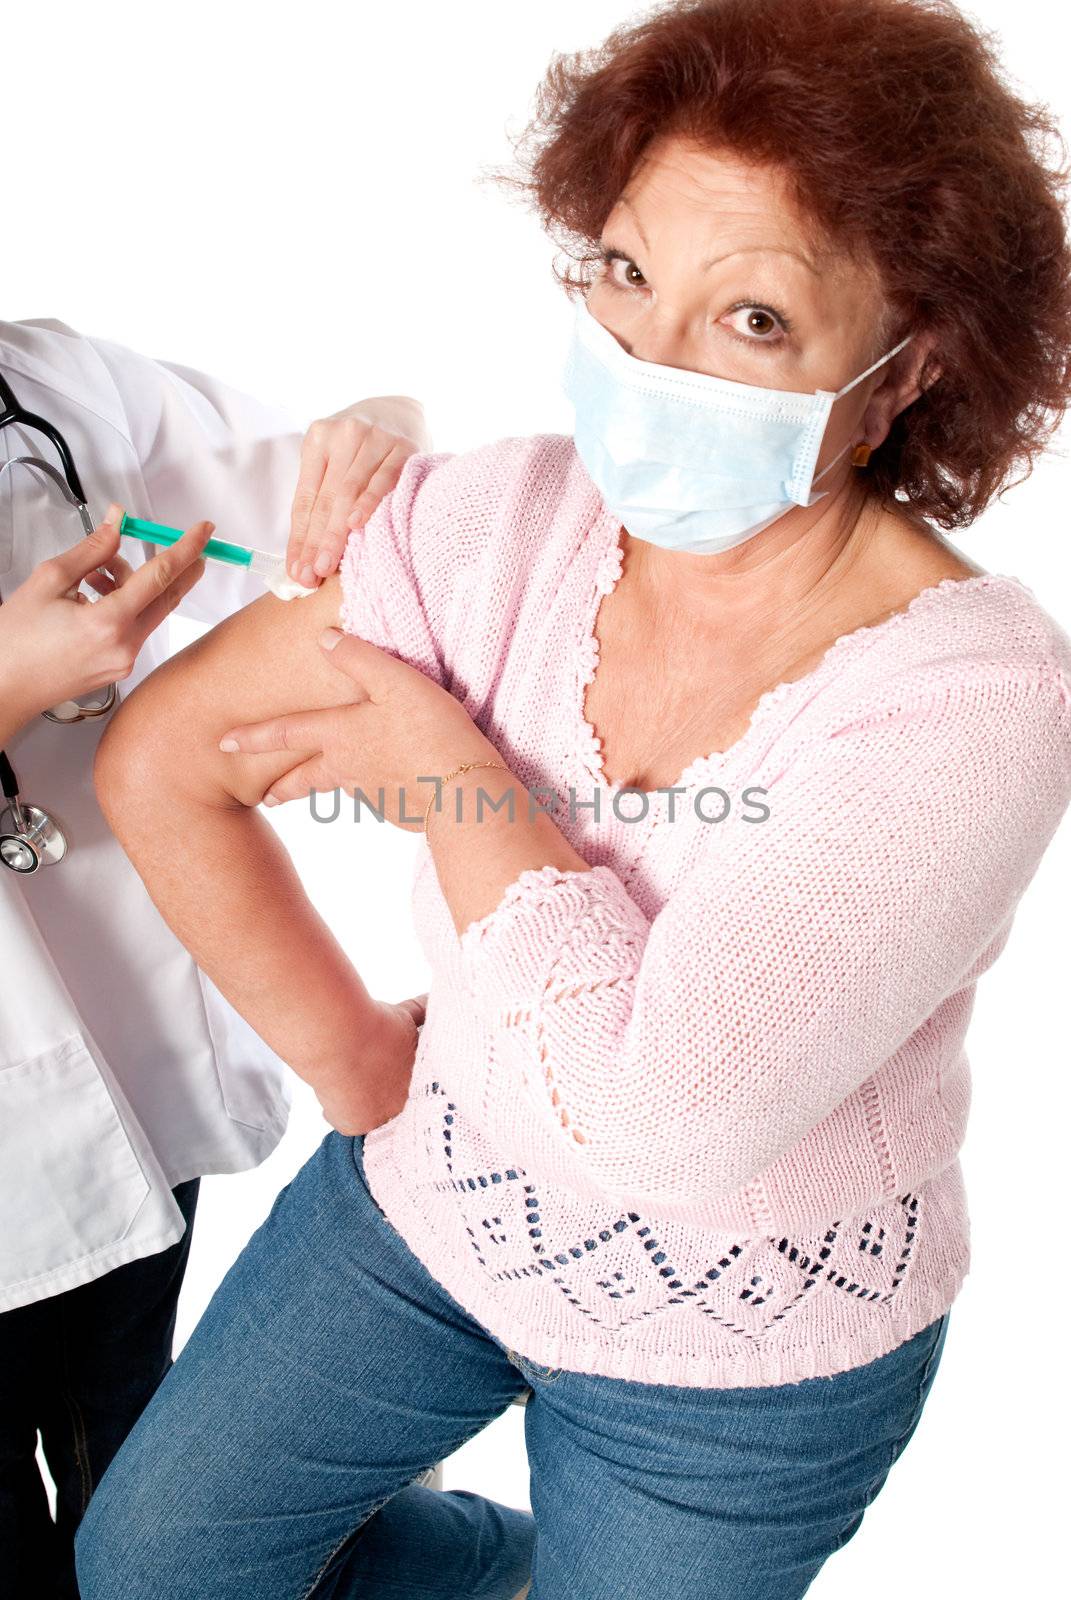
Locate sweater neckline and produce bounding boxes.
[572,509,1027,801]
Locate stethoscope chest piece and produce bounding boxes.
[0,802,69,873]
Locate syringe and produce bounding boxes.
[118,515,316,599]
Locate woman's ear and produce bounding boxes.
[862,330,942,449]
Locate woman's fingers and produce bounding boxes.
[218,707,340,757]
[398,993,429,1029]
[261,756,339,806]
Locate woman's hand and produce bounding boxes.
[285,397,430,592]
[0,506,211,733]
[317,993,427,1135]
[217,627,505,830]
[214,622,587,941]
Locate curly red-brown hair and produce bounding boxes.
[486,0,1071,529]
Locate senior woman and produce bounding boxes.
[77,0,1071,1596]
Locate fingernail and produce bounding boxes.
[218,737,239,752]
[103,503,122,527]
[300,564,317,587]
[262,794,280,808]
[289,559,303,579]
[319,628,342,650]
[313,549,334,576]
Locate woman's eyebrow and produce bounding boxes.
[604,232,820,279]
[700,244,820,275]
[611,199,819,276]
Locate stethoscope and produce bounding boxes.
[0,370,118,873]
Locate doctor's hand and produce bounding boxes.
[285,396,431,593]
[0,507,212,728]
[316,992,428,1136]
[217,627,504,830]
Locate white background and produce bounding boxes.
[9,1,1070,1591]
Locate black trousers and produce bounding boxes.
[0,1178,200,1599]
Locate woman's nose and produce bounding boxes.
[599,307,697,371]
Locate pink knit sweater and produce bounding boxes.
[339,434,1071,1389]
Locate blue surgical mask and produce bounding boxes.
[562,296,913,555]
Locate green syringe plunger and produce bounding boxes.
[118,515,282,582]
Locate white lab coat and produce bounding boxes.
[0,317,315,1311]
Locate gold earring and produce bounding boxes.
[850,441,873,468]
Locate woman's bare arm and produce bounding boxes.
[93,574,414,1119]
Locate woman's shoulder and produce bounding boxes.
[986,571,1071,681]
[337,431,597,676]
[419,429,584,491]
[811,567,1070,698]
[401,430,594,558]
[355,432,601,648]
[794,570,1071,791]
[835,509,1071,688]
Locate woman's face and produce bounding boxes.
[587,136,903,470]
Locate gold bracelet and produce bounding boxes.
[423,761,511,835]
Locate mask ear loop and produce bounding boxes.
[810,438,853,488]
[833,330,915,401]
[806,330,915,496]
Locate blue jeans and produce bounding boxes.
[76,1131,949,1600]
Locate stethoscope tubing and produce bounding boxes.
[0,375,118,870]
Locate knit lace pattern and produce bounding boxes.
[339,434,1071,1387]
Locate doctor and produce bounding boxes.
[0,314,430,1598]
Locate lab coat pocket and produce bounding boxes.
[0,1033,176,1301]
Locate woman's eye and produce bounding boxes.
[598,249,647,290]
[723,304,789,342]
[596,252,791,344]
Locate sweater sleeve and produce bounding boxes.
[454,666,1071,1211]
[337,441,520,691]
